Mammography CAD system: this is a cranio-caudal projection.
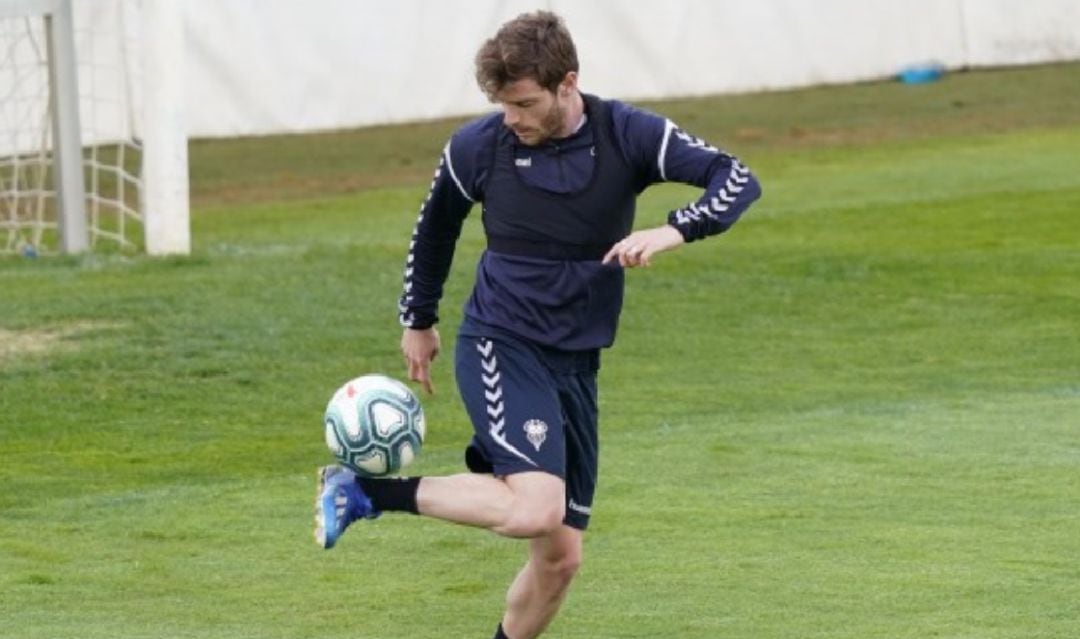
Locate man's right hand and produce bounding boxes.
[401,327,441,394]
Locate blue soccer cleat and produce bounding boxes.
[314,465,379,549]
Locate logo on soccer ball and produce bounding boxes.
[523,419,548,451]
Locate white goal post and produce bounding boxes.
[0,0,189,256]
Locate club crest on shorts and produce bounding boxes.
[523,419,548,451]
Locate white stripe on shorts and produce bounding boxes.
[476,338,537,467]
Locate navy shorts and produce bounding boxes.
[454,317,599,530]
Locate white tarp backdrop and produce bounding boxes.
[12,0,1080,141]
[180,0,1080,137]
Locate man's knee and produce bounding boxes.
[501,500,565,538]
[533,528,584,591]
[543,544,582,584]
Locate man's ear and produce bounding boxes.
[559,71,578,97]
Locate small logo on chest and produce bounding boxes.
[523,419,548,451]
[515,157,532,167]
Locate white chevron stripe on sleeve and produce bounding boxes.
[709,197,730,212]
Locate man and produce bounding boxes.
[315,10,761,639]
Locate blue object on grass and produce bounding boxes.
[899,63,945,84]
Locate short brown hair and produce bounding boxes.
[475,11,579,100]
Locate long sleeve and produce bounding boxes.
[398,115,501,329]
[397,142,476,329]
[660,120,761,242]
[611,102,762,242]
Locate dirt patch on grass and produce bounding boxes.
[0,321,122,364]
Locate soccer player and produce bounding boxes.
[315,10,762,639]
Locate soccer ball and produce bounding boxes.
[323,374,425,477]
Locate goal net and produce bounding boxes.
[0,0,188,256]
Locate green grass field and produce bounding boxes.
[3,62,1080,638]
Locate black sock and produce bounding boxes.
[493,622,510,639]
[356,476,420,514]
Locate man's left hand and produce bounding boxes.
[602,225,685,268]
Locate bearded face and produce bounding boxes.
[495,76,577,146]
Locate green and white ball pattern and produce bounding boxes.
[324,374,425,477]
